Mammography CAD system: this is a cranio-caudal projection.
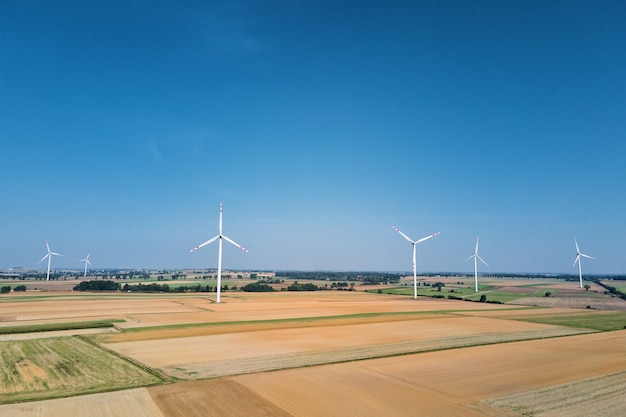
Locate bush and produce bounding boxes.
[479,294,487,302]
[0,286,11,294]
[14,285,27,292]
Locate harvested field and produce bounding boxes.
[485,370,626,416]
[149,379,291,417]
[0,337,162,404]
[0,297,200,324]
[509,296,626,310]
[103,315,592,379]
[0,388,164,417]
[232,330,626,417]
[0,292,516,329]
[1,289,626,416]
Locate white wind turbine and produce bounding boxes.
[573,238,594,288]
[392,226,440,299]
[79,253,91,278]
[38,240,63,281]
[466,237,489,292]
[190,203,248,303]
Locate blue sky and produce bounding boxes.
[1,0,624,273]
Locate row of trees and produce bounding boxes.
[73,280,237,293]
[278,271,401,284]
[1,285,27,293]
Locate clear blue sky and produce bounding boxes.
[1,1,624,274]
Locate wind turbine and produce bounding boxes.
[38,240,63,281]
[190,203,248,303]
[79,253,91,278]
[466,237,489,292]
[573,238,594,288]
[392,226,440,299]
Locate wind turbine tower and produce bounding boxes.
[392,226,440,299]
[190,203,248,303]
[79,253,91,277]
[573,238,594,288]
[38,240,63,281]
[466,237,489,292]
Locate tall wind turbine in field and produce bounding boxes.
[392,226,440,299]
[573,238,594,288]
[79,253,91,277]
[466,237,489,292]
[190,203,248,303]
[38,240,63,281]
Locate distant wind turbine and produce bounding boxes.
[79,253,91,278]
[392,226,440,299]
[573,238,594,288]
[38,240,63,281]
[190,203,248,303]
[466,237,489,292]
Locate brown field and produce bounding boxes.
[103,315,591,379]
[1,286,625,416]
[228,330,626,417]
[0,388,165,417]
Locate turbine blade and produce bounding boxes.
[477,255,489,267]
[189,235,219,252]
[580,253,595,260]
[45,240,50,252]
[574,238,580,254]
[50,252,62,257]
[222,235,248,252]
[475,237,480,254]
[573,254,580,267]
[466,254,475,261]
[415,232,440,244]
[392,226,415,243]
[38,254,49,263]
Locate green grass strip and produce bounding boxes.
[0,320,123,335]
[515,311,626,331]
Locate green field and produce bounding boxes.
[0,320,122,335]
[602,280,626,293]
[0,336,163,404]
[515,311,626,332]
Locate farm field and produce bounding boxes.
[1,281,625,416]
[0,337,162,404]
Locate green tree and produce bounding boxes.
[0,286,11,294]
[479,294,487,302]
[584,284,591,291]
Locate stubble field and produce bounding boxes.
[1,285,625,416]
